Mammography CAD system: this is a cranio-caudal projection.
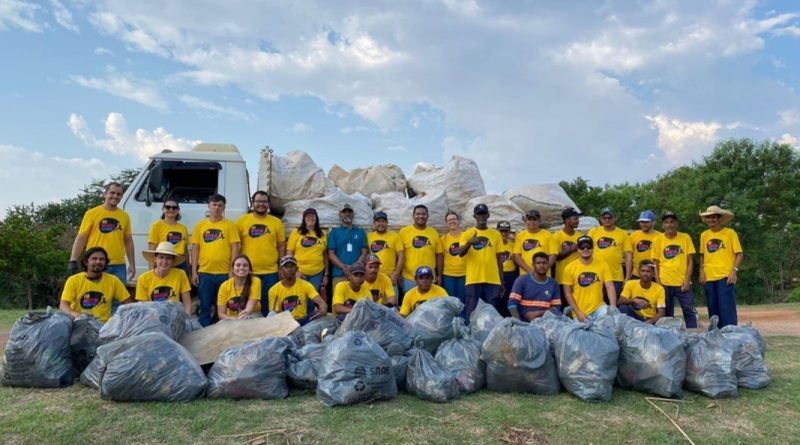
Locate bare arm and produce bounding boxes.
[435,253,444,286]
[180,291,192,315]
[191,243,200,286]
[277,242,286,260]
[69,233,88,262]
[311,296,328,319]
[623,251,633,282]
[562,285,585,321]
[698,254,706,284]
[59,300,80,318]
[125,235,136,280]
[682,255,694,292]
[393,251,405,285]
[728,252,744,285]
[604,281,617,307]
[514,254,532,274]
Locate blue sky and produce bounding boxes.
[1,0,798,214]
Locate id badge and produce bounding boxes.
[346,242,353,252]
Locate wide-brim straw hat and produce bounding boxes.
[143,241,185,265]
[699,205,734,225]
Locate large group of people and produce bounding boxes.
[60,183,744,329]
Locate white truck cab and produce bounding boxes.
[120,143,251,282]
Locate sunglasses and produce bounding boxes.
[578,245,593,251]
[163,205,179,210]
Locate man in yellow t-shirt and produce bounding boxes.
[268,255,327,324]
[135,242,192,314]
[561,236,617,321]
[588,207,632,300]
[652,211,698,328]
[399,205,443,297]
[60,247,132,322]
[368,211,404,297]
[237,191,286,316]
[553,207,583,307]
[497,221,516,317]
[618,260,666,324]
[400,266,448,317]
[629,210,661,279]
[699,205,743,328]
[459,204,504,320]
[68,182,135,285]
[363,254,397,307]
[513,209,557,276]
[191,194,241,326]
[332,262,372,320]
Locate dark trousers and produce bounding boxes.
[443,275,467,319]
[664,285,698,328]
[198,273,228,327]
[705,279,738,328]
[256,273,280,316]
[465,283,501,322]
[618,304,645,321]
[500,272,517,317]
[603,281,624,304]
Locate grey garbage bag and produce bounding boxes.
[616,321,686,398]
[287,343,327,390]
[656,317,692,348]
[298,314,340,345]
[336,299,415,355]
[435,318,485,393]
[207,337,291,399]
[554,321,619,402]
[407,346,460,403]
[469,298,502,343]
[70,315,102,376]
[481,318,559,395]
[684,316,738,399]
[2,308,73,388]
[98,301,188,345]
[720,323,770,389]
[530,309,573,349]
[316,331,397,407]
[183,317,203,334]
[89,332,207,401]
[406,297,464,353]
[390,354,410,391]
[593,305,633,340]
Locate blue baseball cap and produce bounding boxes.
[637,210,656,222]
[415,266,434,278]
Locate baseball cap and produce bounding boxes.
[279,255,298,267]
[600,207,615,217]
[561,207,582,220]
[576,236,593,248]
[340,203,353,213]
[373,211,388,221]
[637,210,656,222]
[365,254,381,265]
[415,265,434,278]
[497,221,511,231]
[302,208,317,217]
[525,209,541,219]
[473,203,489,214]
[349,263,366,275]
[662,211,679,221]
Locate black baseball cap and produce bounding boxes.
[373,211,388,221]
[525,209,541,219]
[576,236,593,248]
[473,203,489,214]
[662,211,679,221]
[561,207,582,220]
[497,221,511,230]
[340,203,353,213]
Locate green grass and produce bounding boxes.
[0,309,28,329]
[0,310,797,445]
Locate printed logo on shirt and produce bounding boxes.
[282,295,300,312]
[203,228,224,243]
[151,286,174,302]
[80,291,105,309]
[707,239,725,253]
[523,239,540,251]
[370,289,381,302]
[301,236,319,248]
[561,241,575,253]
[98,218,121,234]
[473,236,491,250]
[664,244,683,260]
[344,298,357,307]
[412,236,431,249]
[248,224,269,238]
[597,237,616,249]
[448,242,460,256]
[636,240,652,253]
[166,231,183,244]
[577,272,599,287]
[370,240,387,253]
[226,296,245,312]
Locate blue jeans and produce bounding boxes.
[303,271,324,317]
[705,279,737,328]
[402,278,417,306]
[106,264,127,314]
[664,285,698,328]
[443,275,466,319]
[465,283,501,322]
[257,273,279,317]
[198,273,228,327]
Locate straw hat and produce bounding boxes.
[699,205,734,225]
[143,241,185,265]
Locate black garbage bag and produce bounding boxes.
[2,308,73,388]
[207,337,291,399]
[553,321,619,402]
[406,297,464,353]
[684,316,738,399]
[297,314,340,346]
[336,299,415,355]
[407,346,459,403]
[98,301,188,345]
[469,298,502,344]
[720,323,770,389]
[287,343,327,390]
[390,354,410,391]
[481,318,559,395]
[70,315,103,376]
[435,318,484,393]
[86,332,207,401]
[530,310,573,350]
[616,321,686,398]
[316,331,397,407]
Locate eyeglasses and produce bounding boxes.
[253,200,269,204]
[578,245,593,251]
[163,205,179,210]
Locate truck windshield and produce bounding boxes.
[135,161,221,204]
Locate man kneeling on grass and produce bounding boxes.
[508,251,561,321]
[618,260,666,324]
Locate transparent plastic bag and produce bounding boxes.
[2,308,73,388]
[207,337,291,399]
[406,297,464,353]
[407,346,460,403]
[435,318,484,393]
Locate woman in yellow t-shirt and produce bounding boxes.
[286,208,329,295]
[440,211,466,315]
[136,242,192,314]
[148,198,190,275]
[217,255,262,320]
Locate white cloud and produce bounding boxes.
[88,11,169,57]
[288,122,312,133]
[70,72,169,111]
[778,109,799,126]
[179,94,253,122]
[387,145,407,152]
[777,133,798,147]
[340,125,374,134]
[50,0,78,33]
[0,0,43,32]
[645,114,722,163]
[67,112,200,161]
[94,47,114,56]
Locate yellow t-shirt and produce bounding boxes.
[135,268,191,302]
[236,213,286,274]
[652,232,696,287]
[217,276,262,317]
[367,231,404,276]
[286,228,327,276]
[629,230,662,274]
[440,232,466,277]
[78,205,132,265]
[332,281,373,315]
[191,218,241,274]
[400,284,448,316]
[588,226,632,281]
[147,220,189,256]
[459,227,503,285]
[561,259,612,317]
[499,238,516,273]
[399,225,443,280]
[553,230,583,284]
[61,273,130,322]
[621,280,666,319]
[364,272,397,305]
[700,227,743,281]
[513,229,556,275]
[268,278,319,321]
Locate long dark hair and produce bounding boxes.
[160,198,181,221]
[299,209,323,238]
[232,255,254,301]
